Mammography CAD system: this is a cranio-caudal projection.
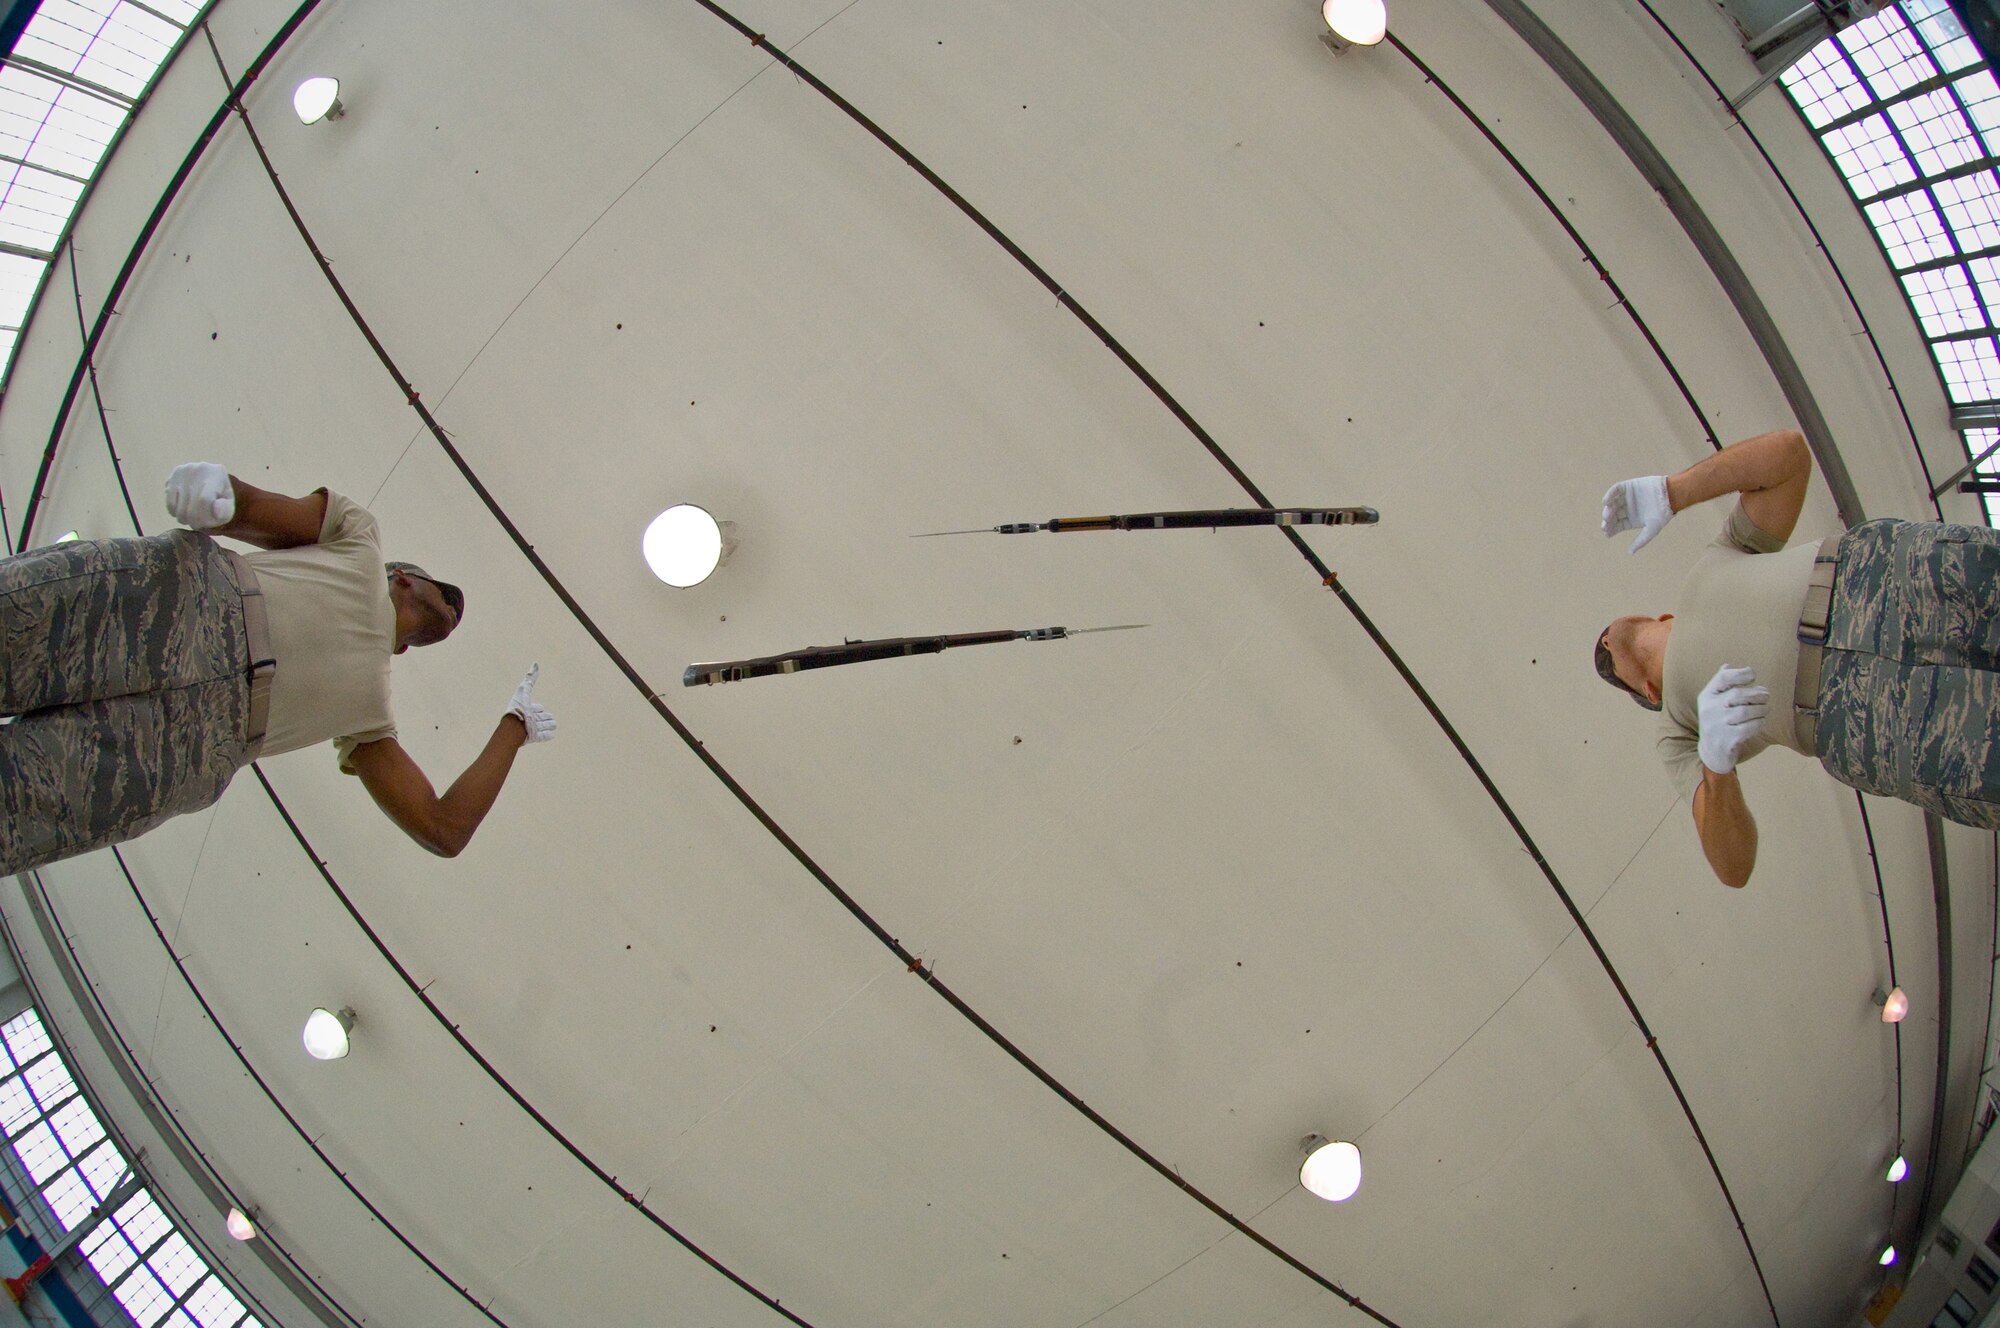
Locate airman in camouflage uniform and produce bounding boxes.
[1596,428,1999,888]
[1,462,557,880]
[1815,517,2000,828]
[0,529,252,874]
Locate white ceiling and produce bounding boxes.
[3,0,1994,1324]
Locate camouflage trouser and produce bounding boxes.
[0,531,251,876]
[1816,518,2000,829]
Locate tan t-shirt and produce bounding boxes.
[245,491,397,770]
[1656,503,1823,800]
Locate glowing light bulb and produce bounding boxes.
[1882,987,1909,1023]
[1887,1155,1908,1183]
[302,1007,354,1060]
[1322,0,1388,45]
[293,77,343,124]
[1299,1137,1362,1202]
[1879,1243,1897,1267]
[642,505,724,587]
[225,1208,257,1241]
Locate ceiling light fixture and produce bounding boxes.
[54,531,78,543]
[293,77,344,124]
[1321,0,1388,50]
[1299,1134,1363,1202]
[1887,1155,1909,1183]
[642,504,732,588]
[1879,1243,1897,1267]
[1879,986,1909,1023]
[302,1007,355,1061]
[225,1208,258,1241]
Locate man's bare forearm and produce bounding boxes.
[429,716,528,856]
[1665,430,1809,513]
[211,477,327,549]
[1695,767,1758,888]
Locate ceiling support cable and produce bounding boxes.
[1378,37,1720,453]
[0,872,351,1328]
[64,248,140,536]
[691,4,1775,1319]
[197,16,1410,1324]
[13,0,332,553]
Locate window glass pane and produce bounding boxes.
[78,1138,127,1201]
[1956,70,2000,152]
[1969,427,2000,524]
[114,1190,170,1255]
[14,0,178,101]
[47,1095,103,1157]
[1864,188,1953,269]
[113,1264,174,1328]
[41,1167,93,1230]
[1889,90,1984,175]
[23,1054,74,1114]
[1784,39,1874,127]
[148,1233,203,1298]
[27,84,122,178]
[1934,170,2000,251]
[3,1011,51,1066]
[14,1121,66,1183]
[81,1219,138,1285]
[1840,9,1939,100]
[1935,334,2000,399]
[0,252,46,328]
[1903,264,1987,334]
[185,1275,245,1328]
[1905,0,1981,72]
[1826,114,1918,196]
[0,1076,37,1136]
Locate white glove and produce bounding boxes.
[163,462,235,529]
[1696,664,1768,776]
[1601,474,1673,553]
[506,664,556,744]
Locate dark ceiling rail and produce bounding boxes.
[12,0,331,553]
[690,2,1779,1318]
[0,873,349,1328]
[198,17,1409,1320]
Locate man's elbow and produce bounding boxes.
[1713,862,1753,889]
[1782,429,1809,469]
